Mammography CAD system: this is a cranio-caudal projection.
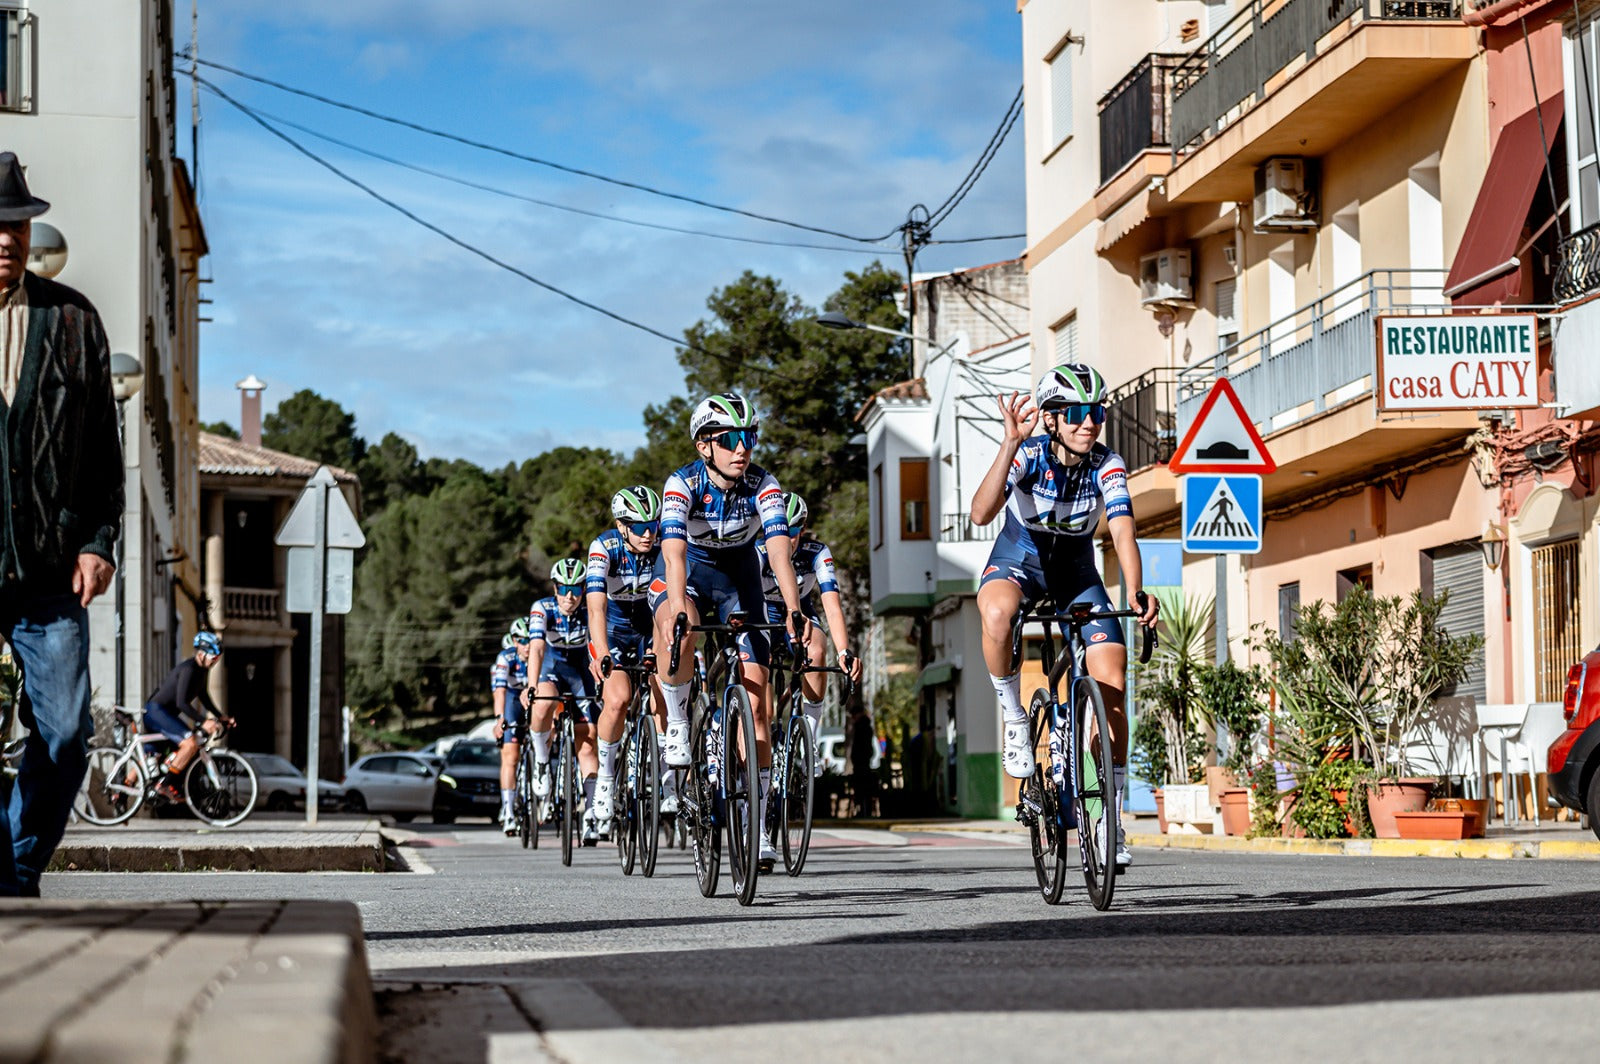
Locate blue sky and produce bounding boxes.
[190,1,1025,466]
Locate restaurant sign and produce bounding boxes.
[1376,314,1539,412]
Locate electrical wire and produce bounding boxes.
[926,86,1023,231]
[924,233,1026,245]
[198,77,806,382]
[247,106,887,256]
[181,54,905,246]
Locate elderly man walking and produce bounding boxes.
[0,153,121,897]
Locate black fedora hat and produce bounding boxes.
[0,153,49,222]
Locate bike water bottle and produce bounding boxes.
[1048,724,1067,791]
[707,714,723,787]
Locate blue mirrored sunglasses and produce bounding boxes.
[707,429,757,451]
[555,584,584,596]
[626,521,659,537]
[1052,403,1106,425]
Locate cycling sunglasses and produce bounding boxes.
[625,521,659,537]
[555,583,584,596]
[706,429,758,451]
[1049,402,1106,425]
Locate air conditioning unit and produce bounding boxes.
[1139,248,1193,307]
[1253,156,1317,231]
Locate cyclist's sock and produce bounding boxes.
[802,700,825,729]
[663,681,690,725]
[1113,765,1126,816]
[582,774,597,810]
[758,767,772,837]
[598,738,619,780]
[532,730,551,764]
[990,672,1026,723]
[500,788,513,811]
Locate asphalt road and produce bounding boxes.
[41,820,1600,1063]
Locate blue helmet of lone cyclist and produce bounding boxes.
[1034,362,1108,459]
[193,631,222,663]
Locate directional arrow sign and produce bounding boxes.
[1181,474,1263,554]
[1169,378,1277,474]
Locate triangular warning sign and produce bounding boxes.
[1169,378,1276,474]
[1186,479,1256,543]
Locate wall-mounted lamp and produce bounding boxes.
[27,222,67,279]
[1479,521,1507,571]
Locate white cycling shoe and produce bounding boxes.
[1092,819,1134,868]
[531,763,551,799]
[1002,720,1035,780]
[591,778,615,823]
[500,808,517,836]
[758,832,779,872]
[659,793,680,815]
[662,721,691,767]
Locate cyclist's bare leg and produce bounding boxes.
[574,721,599,778]
[977,579,1025,676]
[165,734,201,775]
[654,598,701,686]
[598,671,630,745]
[800,624,830,703]
[528,682,560,769]
[499,739,519,791]
[1084,644,1129,763]
[740,663,773,769]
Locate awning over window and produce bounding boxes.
[914,660,959,692]
[1446,96,1563,307]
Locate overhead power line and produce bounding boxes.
[197,77,805,381]
[246,106,886,256]
[182,53,904,246]
[927,86,1023,232]
[925,234,1026,245]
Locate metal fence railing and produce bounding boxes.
[939,513,1000,544]
[1104,370,1178,473]
[1097,53,1184,186]
[1554,221,1600,304]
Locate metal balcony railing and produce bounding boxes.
[223,587,281,622]
[1170,0,1460,155]
[1097,53,1184,186]
[1554,222,1600,304]
[1104,370,1178,473]
[939,513,1000,544]
[1176,268,1447,433]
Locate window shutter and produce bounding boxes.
[1053,316,1079,363]
[1050,48,1073,147]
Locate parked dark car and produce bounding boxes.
[432,739,503,824]
[1548,644,1600,838]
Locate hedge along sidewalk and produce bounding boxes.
[50,818,387,873]
[1128,830,1600,860]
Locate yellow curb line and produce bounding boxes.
[1127,833,1600,859]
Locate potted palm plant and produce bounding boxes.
[1135,589,1213,831]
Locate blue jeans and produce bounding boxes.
[0,592,92,897]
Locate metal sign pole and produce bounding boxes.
[305,477,327,826]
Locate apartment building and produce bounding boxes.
[0,0,206,709]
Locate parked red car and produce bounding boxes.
[1548,645,1600,838]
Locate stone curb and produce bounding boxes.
[48,831,387,874]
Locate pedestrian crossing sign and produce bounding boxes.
[1181,474,1263,554]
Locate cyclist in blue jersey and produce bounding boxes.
[524,557,605,843]
[586,485,665,832]
[651,392,807,872]
[490,618,532,835]
[756,491,862,770]
[971,363,1159,869]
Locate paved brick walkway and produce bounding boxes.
[52,818,386,873]
[0,899,376,1063]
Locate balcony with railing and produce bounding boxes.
[1098,53,1183,187]
[223,587,282,624]
[1105,370,1178,474]
[939,513,999,544]
[1554,222,1600,305]
[1165,0,1470,203]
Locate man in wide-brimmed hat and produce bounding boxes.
[0,151,121,897]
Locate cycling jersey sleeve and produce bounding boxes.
[812,542,839,595]
[528,601,549,644]
[660,471,691,543]
[1098,453,1133,523]
[585,535,610,596]
[754,471,788,540]
[490,650,511,690]
[1006,438,1040,493]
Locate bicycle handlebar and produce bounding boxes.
[1018,602,1160,666]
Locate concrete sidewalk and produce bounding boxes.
[0,899,376,1063]
[51,818,388,873]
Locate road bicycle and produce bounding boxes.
[73,706,259,828]
[509,710,539,850]
[529,691,592,866]
[600,650,662,878]
[766,640,854,877]
[669,610,794,907]
[1013,599,1155,911]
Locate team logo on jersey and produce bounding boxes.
[703,494,713,505]
[649,579,667,595]
[982,566,998,578]
[1090,632,1109,643]
[1044,469,1054,480]
[1102,470,1127,493]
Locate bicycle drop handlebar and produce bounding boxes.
[1018,600,1160,665]
[666,610,802,674]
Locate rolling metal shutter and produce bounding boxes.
[1431,544,1487,702]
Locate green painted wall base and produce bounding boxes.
[960,749,1002,820]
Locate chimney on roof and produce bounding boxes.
[236,375,266,447]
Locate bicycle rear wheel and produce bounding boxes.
[780,710,815,876]
[637,716,661,878]
[690,692,721,897]
[1026,689,1067,904]
[560,721,578,867]
[75,745,147,825]
[184,750,258,827]
[617,725,638,875]
[1072,676,1118,910]
[724,683,760,906]
[518,748,537,849]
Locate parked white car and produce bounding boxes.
[341,752,444,821]
[417,734,469,757]
[240,752,345,812]
[817,728,883,776]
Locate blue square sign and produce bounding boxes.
[1181,474,1263,554]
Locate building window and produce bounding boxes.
[1532,538,1582,701]
[1046,38,1074,152]
[1215,278,1238,352]
[1329,202,1362,324]
[1566,17,1600,230]
[0,8,30,113]
[1277,582,1300,644]
[872,463,884,548]
[1336,564,1373,602]
[1052,314,1079,363]
[899,458,930,541]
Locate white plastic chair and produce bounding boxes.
[1505,703,1570,827]
[1474,703,1529,825]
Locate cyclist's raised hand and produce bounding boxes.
[997,391,1038,443]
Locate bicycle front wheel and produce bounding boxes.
[724,683,760,906]
[637,715,661,878]
[184,750,258,827]
[560,722,578,867]
[517,749,537,850]
[75,745,147,826]
[617,725,637,875]
[1073,676,1119,911]
[690,690,721,897]
[1026,689,1067,904]
[780,711,815,876]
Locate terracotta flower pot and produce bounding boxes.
[1279,792,1307,838]
[1455,798,1488,838]
[1330,788,1355,836]
[1393,810,1472,840]
[1365,778,1435,839]
[1154,789,1167,834]
[1219,787,1251,836]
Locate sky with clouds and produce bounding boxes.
[189,1,1025,467]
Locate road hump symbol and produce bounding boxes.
[1169,378,1277,474]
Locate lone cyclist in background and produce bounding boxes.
[969,363,1158,869]
[142,632,233,802]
